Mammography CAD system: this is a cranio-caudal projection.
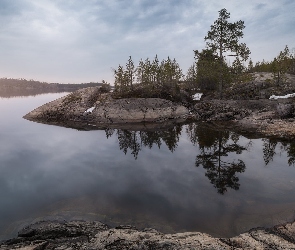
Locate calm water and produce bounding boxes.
[1,93,295,240]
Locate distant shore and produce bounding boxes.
[0,78,103,97]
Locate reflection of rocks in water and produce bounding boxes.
[187,123,250,194]
[105,125,182,159]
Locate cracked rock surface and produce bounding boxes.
[1,220,295,249]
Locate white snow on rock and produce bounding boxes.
[269,93,295,100]
[192,93,203,101]
[85,107,95,113]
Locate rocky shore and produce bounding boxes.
[1,219,295,249]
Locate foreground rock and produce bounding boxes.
[1,220,295,249]
[24,87,190,130]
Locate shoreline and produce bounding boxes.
[1,219,295,249]
[23,87,295,141]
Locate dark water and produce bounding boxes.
[1,94,295,240]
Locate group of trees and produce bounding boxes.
[250,45,295,83]
[113,8,252,99]
[113,55,183,100]
[191,9,294,94]
[195,8,250,97]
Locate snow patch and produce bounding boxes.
[85,107,95,113]
[269,93,295,100]
[193,93,203,101]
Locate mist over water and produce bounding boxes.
[1,93,295,240]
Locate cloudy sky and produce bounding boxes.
[0,0,294,84]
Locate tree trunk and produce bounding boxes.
[219,42,223,99]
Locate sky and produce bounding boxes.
[0,0,294,84]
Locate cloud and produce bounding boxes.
[0,0,294,83]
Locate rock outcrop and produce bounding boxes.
[23,87,190,129]
[1,220,295,249]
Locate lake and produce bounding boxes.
[1,93,295,240]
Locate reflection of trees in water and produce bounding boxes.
[262,139,295,166]
[187,123,250,194]
[287,143,295,166]
[105,125,182,159]
[262,139,278,165]
[105,122,295,192]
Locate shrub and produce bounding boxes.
[62,92,82,105]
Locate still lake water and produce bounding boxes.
[1,93,295,240]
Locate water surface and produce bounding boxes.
[1,94,295,240]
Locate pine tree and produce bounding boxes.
[248,59,253,72]
[194,49,227,92]
[125,56,135,90]
[113,64,124,93]
[185,64,197,90]
[272,45,291,84]
[204,8,250,97]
